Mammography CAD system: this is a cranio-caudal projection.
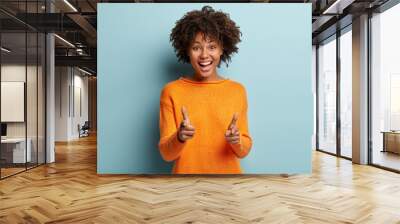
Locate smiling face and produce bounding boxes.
[187,32,223,81]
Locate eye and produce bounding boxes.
[192,46,200,51]
[209,45,216,50]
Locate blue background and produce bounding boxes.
[98,3,312,174]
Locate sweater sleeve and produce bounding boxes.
[230,87,253,158]
[158,87,186,162]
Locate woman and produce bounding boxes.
[158,6,252,174]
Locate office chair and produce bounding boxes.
[79,121,90,138]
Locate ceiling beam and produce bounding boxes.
[322,0,356,14]
[55,55,96,70]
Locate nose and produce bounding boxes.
[200,48,208,59]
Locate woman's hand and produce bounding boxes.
[178,106,195,142]
[225,113,240,145]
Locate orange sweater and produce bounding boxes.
[158,77,252,174]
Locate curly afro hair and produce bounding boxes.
[170,6,242,66]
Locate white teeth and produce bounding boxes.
[199,61,212,66]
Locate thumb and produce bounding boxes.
[228,112,239,130]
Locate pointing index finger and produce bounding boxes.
[228,112,239,129]
[181,106,190,124]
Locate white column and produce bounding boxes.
[352,14,369,164]
[46,1,55,163]
[46,33,55,163]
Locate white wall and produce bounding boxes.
[1,65,42,137]
[72,73,89,138]
[1,65,26,136]
[55,66,89,141]
[55,66,70,141]
[1,63,46,164]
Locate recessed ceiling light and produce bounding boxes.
[323,0,354,15]
[54,34,75,48]
[63,0,78,12]
[1,47,11,53]
[78,67,93,76]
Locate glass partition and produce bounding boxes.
[0,1,46,179]
[38,32,45,165]
[27,31,38,169]
[1,31,28,177]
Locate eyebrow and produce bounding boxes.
[192,40,216,44]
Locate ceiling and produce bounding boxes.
[0,0,394,75]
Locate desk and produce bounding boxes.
[1,138,31,163]
[381,131,400,154]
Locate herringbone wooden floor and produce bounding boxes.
[1,134,400,224]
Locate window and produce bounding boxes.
[371,3,400,171]
[339,28,352,158]
[318,36,337,154]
